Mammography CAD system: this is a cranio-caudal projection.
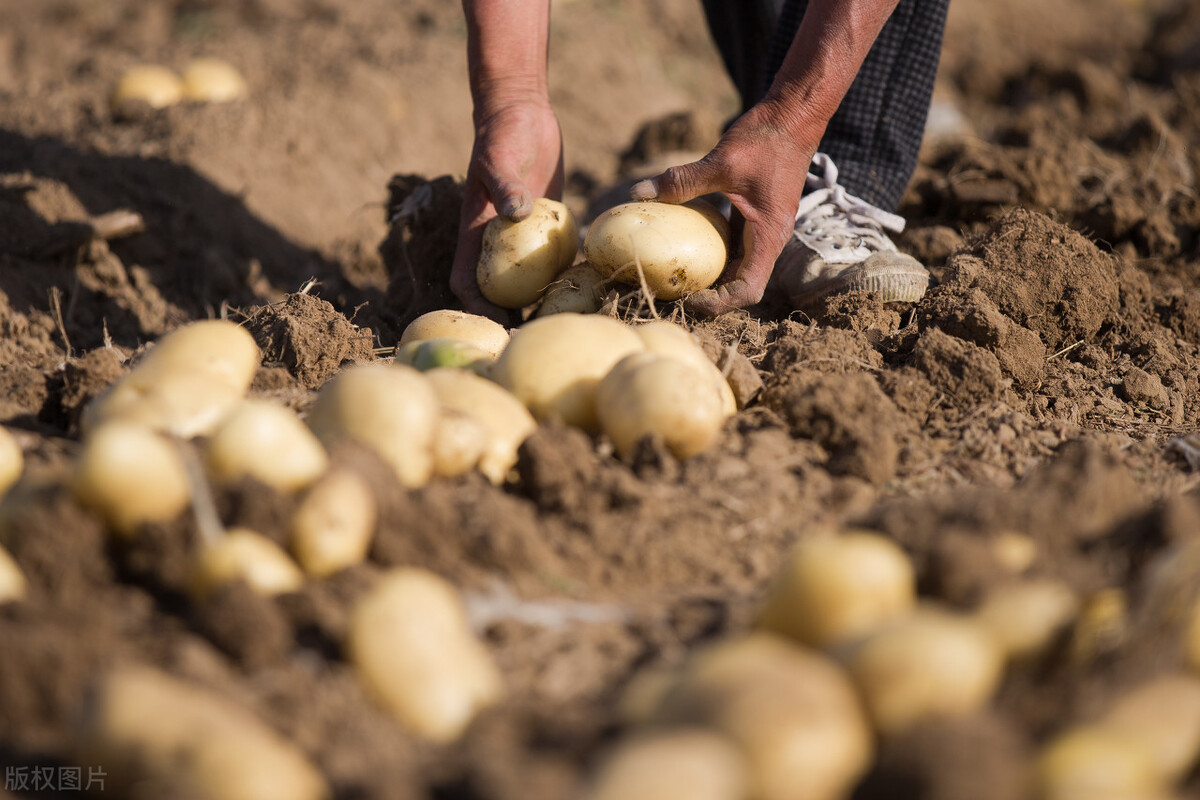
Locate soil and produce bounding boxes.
[3,0,1200,799]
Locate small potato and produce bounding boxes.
[1101,673,1200,783]
[425,368,536,484]
[306,364,438,488]
[399,309,510,358]
[348,568,503,742]
[974,579,1080,661]
[85,665,327,800]
[290,469,376,578]
[537,263,607,317]
[431,409,489,478]
[1035,725,1165,800]
[477,198,580,308]
[0,544,26,604]
[841,606,1005,735]
[205,400,328,491]
[111,65,184,110]
[181,57,248,103]
[654,633,873,800]
[394,338,492,372]
[596,352,726,459]
[491,313,643,432]
[756,530,916,649]
[72,422,191,537]
[633,320,737,416]
[585,729,749,800]
[0,425,22,498]
[191,528,305,600]
[584,200,729,300]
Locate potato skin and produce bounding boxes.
[583,200,729,300]
[477,198,579,309]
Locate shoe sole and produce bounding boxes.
[789,260,930,309]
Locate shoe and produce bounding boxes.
[771,153,929,309]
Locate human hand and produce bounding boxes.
[450,99,564,319]
[631,99,821,316]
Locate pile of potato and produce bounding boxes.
[111,58,248,112]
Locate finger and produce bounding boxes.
[631,158,724,205]
[686,212,789,316]
[482,173,534,222]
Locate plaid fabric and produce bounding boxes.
[704,0,949,213]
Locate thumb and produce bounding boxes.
[631,158,723,205]
[484,175,535,222]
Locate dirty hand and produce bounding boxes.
[632,99,820,317]
[450,99,564,319]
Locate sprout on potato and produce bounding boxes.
[756,530,916,649]
[290,469,377,578]
[191,527,305,600]
[0,544,26,604]
[205,400,328,492]
[111,65,184,111]
[477,198,579,309]
[584,729,749,800]
[537,263,607,317]
[181,58,248,103]
[633,320,737,416]
[399,309,510,359]
[72,422,192,538]
[0,425,22,499]
[348,568,503,742]
[583,200,729,300]
[424,368,536,484]
[491,313,643,432]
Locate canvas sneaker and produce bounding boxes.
[770,153,929,309]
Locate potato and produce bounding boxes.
[0,425,22,498]
[0,544,26,604]
[655,634,873,800]
[756,530,916,649]
[290,469,376,578]
[191,528,305,600]
[1101,674,1200,783]
[85,664,327,800]
[348,568,503,742]
[841,606,1005,734]
[398,309,510,358]
[111,65,184,110]
[477,198,580,308]
[84,320,260,438]
[72,422,191,537]
[975,580,1080,661]
[205,400,328,491]
[182,57,248,103]
[583,200,729,300]
[425,368,536,484]
[491,313,643,432]
[596,352,726,459]
[585,729,749,800]
[537,263,607,317]
[431,409,489,478]
[1035,725,1165,800]
[394,338,492,372]
[633,320,737,416]
[306,364,438,488]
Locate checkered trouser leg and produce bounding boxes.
[764,0,950,212]
[700,0,784,115]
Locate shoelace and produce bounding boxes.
[793,153,905,252]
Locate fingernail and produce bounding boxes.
[500,199,520,218]
[630,179,658,201]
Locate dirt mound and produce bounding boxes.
[244,291,376,390]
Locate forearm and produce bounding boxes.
[462,0,552,118]
[763,0,901,143]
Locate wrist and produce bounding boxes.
[472,79,552,124]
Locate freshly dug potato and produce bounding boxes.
[0,544,26,604]
[491,313,643,432]
[348,568,503,742]
[633,320,737,416]
[205,400,328,491]
[975,580,1080,661]
[84,320,260,438]
[585,729,749,800]
[306,364,438,488]
[111,64,183,110]
[537,263,607,317]
[84,664,327,800]
[431,409,489,478]
[182,57,248,103]
[425,368,536,484]
[583,200,730,300]
[756,530,916,649]
[596,352,726,459]
[0,425,22,498]
[477,198,579,309]
[191,528,305,600]
[398,309,510,358]
[841,606,1005,734]
[1101,674,1200,783]
[290,469,376,578]
[395,338,492,372]
[655,633,873,800]
[72,422,191,537]
[1034,725,1165,800]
